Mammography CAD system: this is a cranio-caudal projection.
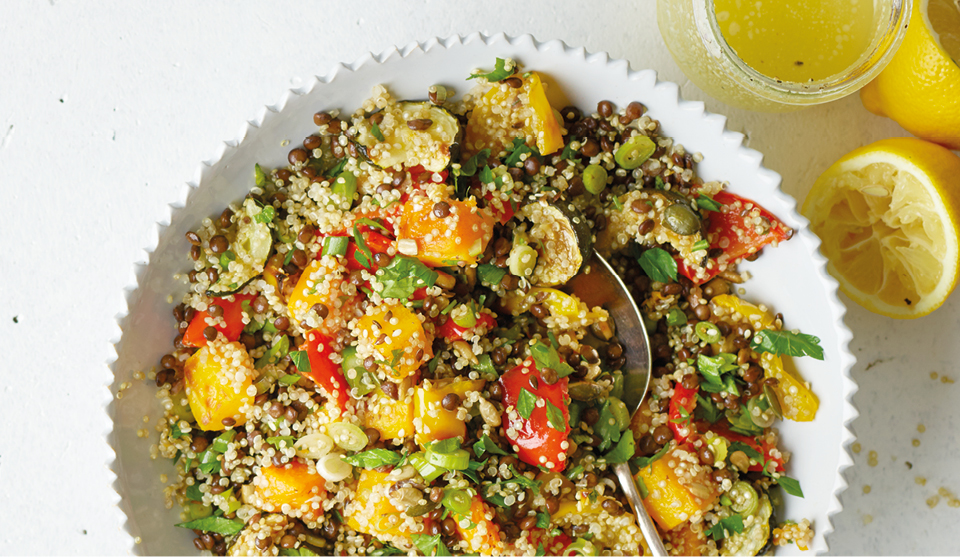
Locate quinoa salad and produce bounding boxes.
[151,58,824,556]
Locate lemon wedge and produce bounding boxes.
[860,0,960,150]
[802,137,960,318]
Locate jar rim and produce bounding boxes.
[693,0,912,104]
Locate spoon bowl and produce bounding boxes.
[566,252,667,556]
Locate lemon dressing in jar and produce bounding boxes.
[657,0,912,111]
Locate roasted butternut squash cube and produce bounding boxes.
[398,195,494,267]
[636,447,718,531]
[184,340,255,431]
[356,303,432,379]
[362,387,414,441]
[249,459,326,521]
[414,378,485,447]
[454,495,504,555]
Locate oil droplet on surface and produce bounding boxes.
[868,450,878,466]
[852,442,862,454]
[913,439,921,447]
[863,514,873,525]
[918,424,926,433]
[863,485,871,494]
[930,371,939,379]
[927,495,941,508]
[916,477,927,486]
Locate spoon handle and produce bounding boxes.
[613,461,669,556]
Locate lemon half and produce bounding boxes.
[802,138,960,318]
[860,0,960,150]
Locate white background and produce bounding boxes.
[1,0,958,554]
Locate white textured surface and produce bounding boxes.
[0,1,956,555]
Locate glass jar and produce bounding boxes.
[657,0,912,112]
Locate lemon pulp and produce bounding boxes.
[815,163,946,308]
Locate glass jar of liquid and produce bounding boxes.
[657,0,912,111]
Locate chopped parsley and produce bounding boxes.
[751,329,824,360]
[467,58,513,82]
[706,515,744,540]
[376,255,438,299]
[370,121,385,142]
[517,388,537,419]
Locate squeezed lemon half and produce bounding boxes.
[802,137,960,318]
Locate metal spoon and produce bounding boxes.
[565,252,668,557]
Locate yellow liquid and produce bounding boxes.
[714,0,877,82]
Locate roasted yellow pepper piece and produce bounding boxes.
[184,340,254,431]
[636,448,718,531]
[463,72,564,157]
[710,294,819,421]
[362,387,414,441]
[356,303,432,379]
[414,378,486,447]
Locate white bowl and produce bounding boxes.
[108,33,857,555]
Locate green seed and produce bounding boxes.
[614,135,656,170]
[582,164,608,195]
[662,203,701,235]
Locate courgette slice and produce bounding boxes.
[517,199,594,287]
[355,101,461,172]
[206,199,272,297]
[720,494,773,556]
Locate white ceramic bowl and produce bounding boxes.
[108,33,857,555]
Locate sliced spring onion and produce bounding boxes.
[294,432,334,459]
[747,396,775,428]
[614,135,656,170]
[452,304,478,328]
[695,321,722,344]
[408,452,445,482]
[706,434,728,463]
[316,453,353,482]
[728,480,759,516]
[331,171,358,210]
[441,489,472,515]
[607,397,631,432]
[563,538,599,556]
[425,448,470,471]
[327,422,369,452]
[322,236,349,257]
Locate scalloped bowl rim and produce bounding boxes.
[106,32,857,555]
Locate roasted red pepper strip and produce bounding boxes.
[321,229,394,272]
[301,330,351,412]
[500,357,570,471]
[182,294,255,348]
[483,190,516,225]
[678,190,793,284]
[436,311,497,341]
[668,383,698,443]
[711,423,785,473]
[407,164,448,185]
